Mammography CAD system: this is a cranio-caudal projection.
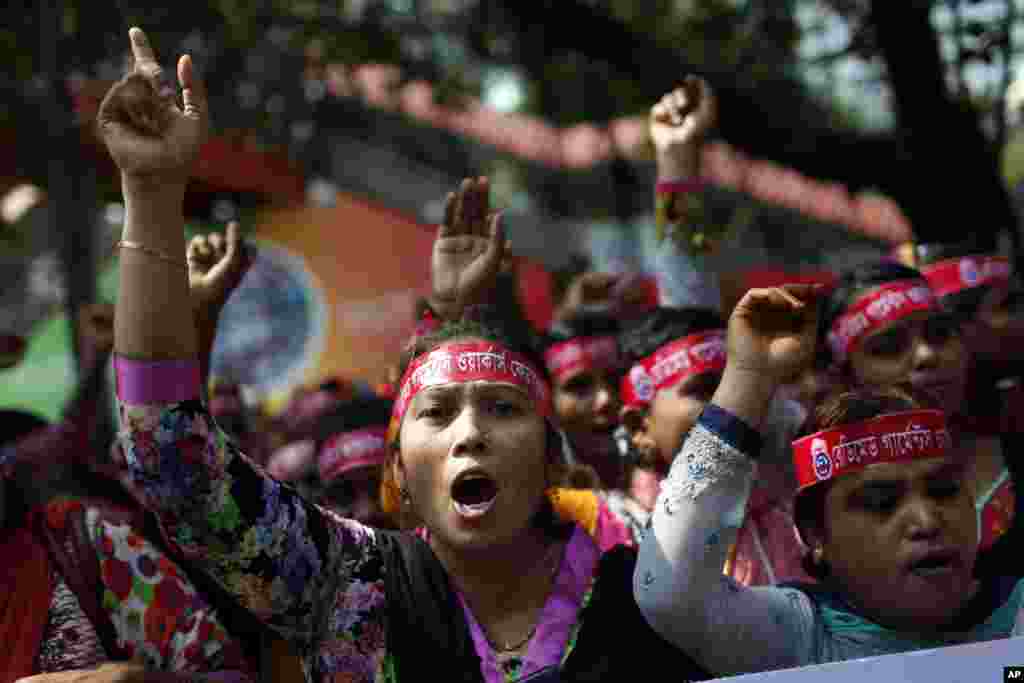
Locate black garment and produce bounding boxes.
[380,531,711,683]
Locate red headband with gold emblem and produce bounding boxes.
[792,410,950,492]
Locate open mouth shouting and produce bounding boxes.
[906,547,961,580]
[451,468,500,520]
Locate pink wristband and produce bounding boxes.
[114,355,202,404]
[655,178,707,195]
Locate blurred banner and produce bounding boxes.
[210,192,553,412]
[719,636,1024,682]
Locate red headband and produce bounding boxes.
[637,330,727,396]
[621,364,656,409]
[792,410,951,492]
[827,280,935,363]
[318,426,389,483]
[544,335,621,383]
[388,341,552,442]
[921,255,1011,299]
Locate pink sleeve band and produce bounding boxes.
[655,178,707,195]
[114,355,202,404]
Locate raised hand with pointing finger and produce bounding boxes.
[97,28,208,185]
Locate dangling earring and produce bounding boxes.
[813,545,825,566]
[399,486,412,505]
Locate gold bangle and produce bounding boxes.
[116,240,188,269]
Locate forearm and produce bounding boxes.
[654,146,710,245]
[635,406,812,675]
[116,179,197,360]
[195,308,219,389]
[656,144,701,182]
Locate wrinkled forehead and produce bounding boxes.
[411,379,534,405]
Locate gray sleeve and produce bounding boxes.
[634,422,818,676]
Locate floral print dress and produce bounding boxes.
[34,499,253,679]
[111,357,601,683]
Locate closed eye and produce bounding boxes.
[928,479,962,500]
[855,484,903,513]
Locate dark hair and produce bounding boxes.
[793,386,925,579]
[545,310,621,345]
[0,410,50,532]
[312,396,394,448]
[618,307,725,363]
[818,261,927,367]
[912,241,1004,320]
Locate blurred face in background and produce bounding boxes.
[319,465,394,528]
[847,307,968,419]
[553,366,621,465]
[625,369,722,468]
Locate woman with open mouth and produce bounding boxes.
[819,261,1019,580]
[634,284,1024,677]
[96,30,708,682]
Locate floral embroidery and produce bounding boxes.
[88,506,254,676]
[115,362,600,682]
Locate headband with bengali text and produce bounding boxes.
[388,341,552,442]
[635,330,728,398]
[827,279,936,363]
[792,410,951,492]
[318,426,389,483]
[543,335,622,383]
[920,255,1011,300]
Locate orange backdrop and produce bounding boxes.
[252,193,553,399]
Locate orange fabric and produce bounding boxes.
[548,488,599,536]
[0,524,55,682]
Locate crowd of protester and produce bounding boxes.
[2,27,1023,682]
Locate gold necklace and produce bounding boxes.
[481,539,565,655]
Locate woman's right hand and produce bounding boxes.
[650,76,717,180]
[97,27,209,186]
[727,285,820,384]
[713,285,821,430]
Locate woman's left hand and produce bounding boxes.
[188,221,251,323]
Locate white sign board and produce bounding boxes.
[718,636,1024,683]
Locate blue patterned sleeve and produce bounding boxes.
[634,406,817,677]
